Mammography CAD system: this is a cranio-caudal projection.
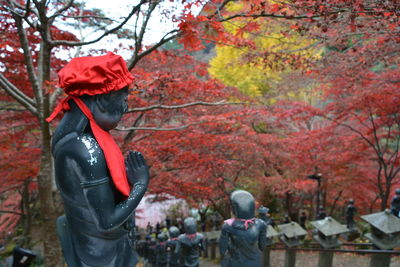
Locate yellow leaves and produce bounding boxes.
[209,45,282,97]
[208,11,321,101]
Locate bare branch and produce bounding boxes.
[127,100,243,113]
[0,73,38,116]
[219,9,349,22]
[0,210,22,215]
[116,124,196,132]
[122,112,144,148]
[133,0,159,62]
[50,0,148,47]
[48,0,74,23]
[128,30,180,69]
[7,2,41,106]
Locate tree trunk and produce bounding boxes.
[37,121,62,267]
[381,189,389,211]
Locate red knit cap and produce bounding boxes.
[47,52,133,122]
[58,52,133,96]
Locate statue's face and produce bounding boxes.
[93,87,129,131]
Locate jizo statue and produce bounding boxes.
[219,190,267,267]
[390,188,400,217]
[167,226,181,267]
[47,52,149,267]
[346,199,357,230]
[178,217,205,267]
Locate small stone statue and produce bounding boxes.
[166,226,181,267]
[390,188,400,217]
[258,205,270,225]
[346,199,357,230]
[317,206,327,220]
[147,238,158,267]
[178,217,205,267]
[299,210,307,229]
[219,190,267,267]
[156,232,168,267]
[48,53,149,267]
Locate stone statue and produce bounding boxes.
[346,199,357,230]
[299,210,307,229]
[316,206,327,220]
[147,237,158,267]
[166,226,181,267]
[48,53,149,267]
[219,190,267,267]
[390,188,400,217]
[156,232,168,267]
[178,217,205,267]
[258,205,270,225]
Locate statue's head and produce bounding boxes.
[82,87,129,130]
[230,190,255,220]
[258,205,269,215]
[395,188,400,195]
[52,52,133,132]
[157,232,168,242]
[348,199,354,204]
[168,226,180,238]
[183,217,197,234]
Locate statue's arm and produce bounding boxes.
[174,240,181,254]
[219,224,229,258]
[258,221,267,251]
[70,136,148,232]
[198,234,205,251]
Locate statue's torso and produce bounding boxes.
[178,233,204,267]
[54,133,136,267]
[220,219,266,267]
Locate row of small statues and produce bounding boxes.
[136,219,205,267]
[134,190,268,267]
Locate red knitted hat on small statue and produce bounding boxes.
[47,52,133,197]
[58,52,134,96]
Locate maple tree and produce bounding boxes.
[200,0,400,217]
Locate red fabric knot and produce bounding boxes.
[185,233,197,240]
[240,218,256,229]
[46,96,72,122]
[224,218,256,230]
[169,237,178,241]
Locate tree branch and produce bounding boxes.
[48,0,75,23]
[8,2,42,108]
[132,0,159,64]
[0,73,38,116]
[127,100,242,113]
[116,124,197,132]
[128,30,180,69]
[0,210,22,216]
[50,0,148,47]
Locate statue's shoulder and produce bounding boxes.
[197,232,204,240]
[58,133,106,166]
[254,218,267,230]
